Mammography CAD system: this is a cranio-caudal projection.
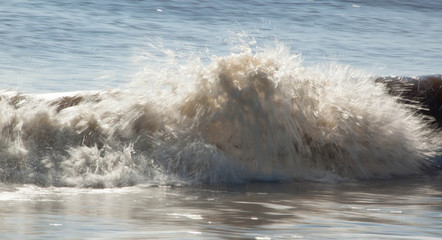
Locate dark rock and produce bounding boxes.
[375,74,442,128]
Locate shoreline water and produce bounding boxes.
[1,1,442,239]
[1,176,441,239]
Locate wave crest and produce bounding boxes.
[0,46,440,187]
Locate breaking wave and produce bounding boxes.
[0,45,440,187]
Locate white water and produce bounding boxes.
[1,45,439,187]
[1,1,442,239]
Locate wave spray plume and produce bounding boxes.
[0,44,439,187]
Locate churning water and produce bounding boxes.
[0,0,441,239]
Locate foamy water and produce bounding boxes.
[1,46,440,188]
[1,0,442,239]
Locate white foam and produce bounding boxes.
[0,43,439,187]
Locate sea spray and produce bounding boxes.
[0,44,439,187]
[173,46,436,180]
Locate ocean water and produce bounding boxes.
[1,0,442,239]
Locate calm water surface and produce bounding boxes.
[1,178,441,239]
[1,0,441,92]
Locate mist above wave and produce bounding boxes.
[0,44,439,187]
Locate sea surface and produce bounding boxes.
[1,0,441,239]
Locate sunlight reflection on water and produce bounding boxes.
[0,177,441,239]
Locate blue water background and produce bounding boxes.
[1,0,441,93]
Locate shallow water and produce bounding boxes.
[1,177,441,239]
